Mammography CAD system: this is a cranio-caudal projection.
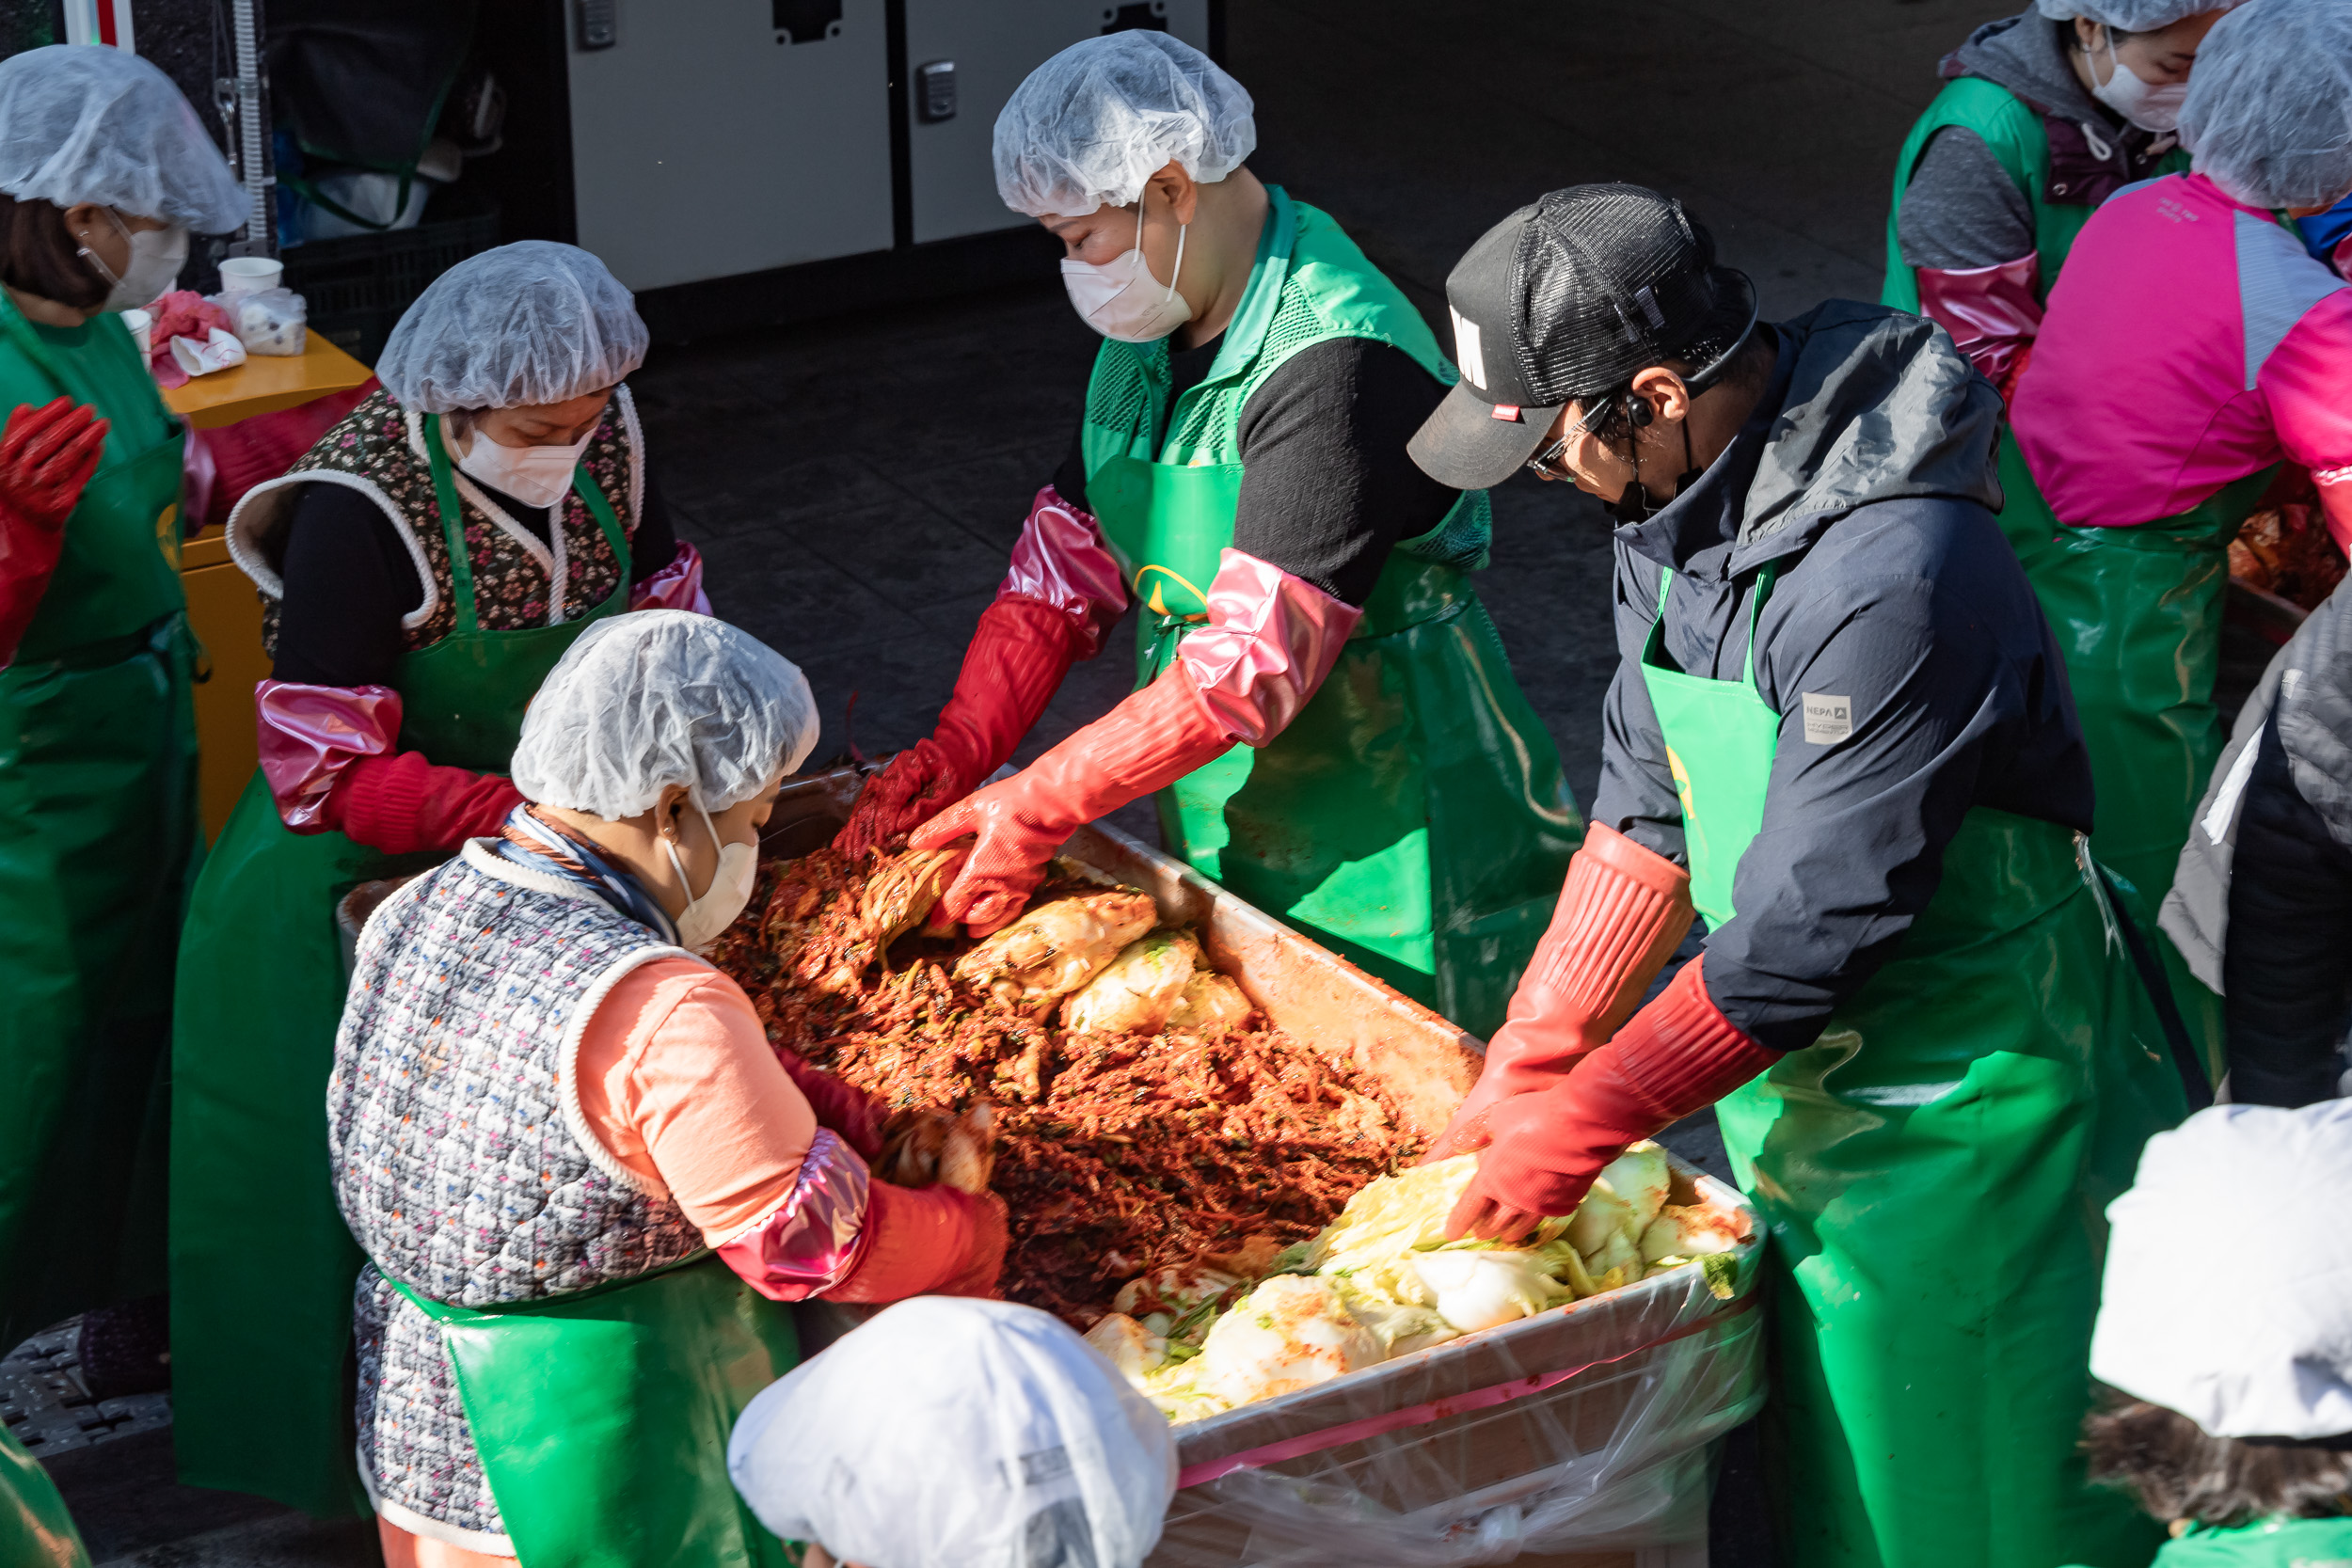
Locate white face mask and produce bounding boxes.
[77,212,188,312]
[1060,202,1193,343]
[2090,29,2189,134]
[456,423,594,509]
[663,799,757,954]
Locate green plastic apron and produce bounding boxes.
[2000,464,2275,1081]
[0,295,198,1352]
[385,1254,796,1568]
[1081,190,1582,1037]
[2064,1514,2352,1567]
[0,1421,90,1568]
[1639,564,2186,1568]
[170,416,629,1513]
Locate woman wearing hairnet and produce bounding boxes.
[1883,0,2237,412]
[0,47,242,1362]
[839,33,1581,1037]
[169,242,711,1512]
[2006,0,2352,1066]
[2058,1101,2352,1565]
[729,1298,1176,1568]
[326,612,1004,1568]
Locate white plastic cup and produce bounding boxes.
[120,308,151,356]
[217,257,284,298]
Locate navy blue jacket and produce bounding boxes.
[1592,302,2095,1053]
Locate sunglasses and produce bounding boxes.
[1523,400,1614,480]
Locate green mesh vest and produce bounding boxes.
[1076,185,1487,625]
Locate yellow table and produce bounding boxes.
[167,332,375,838]
[162,333,372,430]
[181,523,273,841]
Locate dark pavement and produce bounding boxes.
[32,3,2016,1561]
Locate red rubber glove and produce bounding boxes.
[774,1050,885,1162]
[1423,825,1693,1163]
[911,663,1234,933]
[322,750,524,855]
[0,398,109,663]
[835,596,1087,853]
[1447,957,1777,1243]
[827,1180,1009,1303]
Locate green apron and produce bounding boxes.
[1639,563,2187,1568]
[169,416,630,1513]
[0,294,198,1352]
[0,1422,90,1568]
[1080,188,1582,1037]
[2001,458,2275,1081]
[385,1255,796,1568]
[2065,1515,2352,1567]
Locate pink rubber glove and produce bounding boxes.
[910,663,1233,934]
[324,751,525,855]
[1447,958,1777,1243]
[0,398,109,663]
[836,595,1088,854]
[774,1050,885,1162]
[826,1181,1009,1303]
[1423,824,1693,1163]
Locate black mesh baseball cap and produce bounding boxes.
[1410,183,1756,490]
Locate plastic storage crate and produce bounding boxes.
[278,183,500,365]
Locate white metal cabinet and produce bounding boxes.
[901,2,1212,246]
[566,0,895,291]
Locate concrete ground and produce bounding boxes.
[26,2,2020,1561]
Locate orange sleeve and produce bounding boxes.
[573,958,818,1243]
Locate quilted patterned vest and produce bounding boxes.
[328,840,705,1304]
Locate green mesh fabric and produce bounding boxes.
[1080,192,1490,573]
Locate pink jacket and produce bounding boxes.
[2010,173,2352,550]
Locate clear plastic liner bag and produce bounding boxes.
[1149,1178,1767,1568]
[226,288,307,356]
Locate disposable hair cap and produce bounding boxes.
[728,1297,1178,1568]
[2176,0,2352,211]
[994,31,1255,217]
[2090,1099,2352,1440]
[376,241,649,412]
[0,45,244,231]
[2033,0,2247,27]
[509,610,817,819]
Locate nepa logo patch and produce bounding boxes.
[1802,693,1853,745]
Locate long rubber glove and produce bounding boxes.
[0,397,109,665]
[836,595,1088,853]
[1447,957,1778,1243]
[774,1050,885,1162]
[1423,824,1693,1163]
[826,1181,1009,1302]
[324,751,523,856]
[911,663,1234,933]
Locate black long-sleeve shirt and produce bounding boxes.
[270,467,675,688]
[1050,335,1460,608]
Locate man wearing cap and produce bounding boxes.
[842,33,1581,1036]
[1411,183,2197,1568]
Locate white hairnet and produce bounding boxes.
[993,32,1255,218]
[0,45,244,232]
[2177,0,2352,210]
[2033,0,2245,26]
[2090,1100,2352,1439]
[376,241,648,412]
[728,1298,1177,1568]
[509,610,817,818]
